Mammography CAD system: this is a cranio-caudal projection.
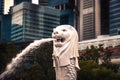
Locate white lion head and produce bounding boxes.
[52,25,80,68]
[52,25,78,47]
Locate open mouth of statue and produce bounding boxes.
[52,36,65,47]
[56,38,65,42]
[53,37,65,47]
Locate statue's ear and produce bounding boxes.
[68,26,74,31]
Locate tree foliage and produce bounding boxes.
[16,41,55,80]
[1,42,120,80]
[79,44,112,64]
[0,42,19,73]
[77,60,120,80]
[78,44,120,80]
[0,41,55,80]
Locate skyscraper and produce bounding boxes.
[100,0,109,35]
[110,0,120,35]
[0,15,2,42]
[1,15,11,42]
[39,0,48,6]
[14,0,32,5]
[0,0,4,40]
[0,0,4,14]
[79,0,109,41]
[48,0,75,26]
[11,2,60,41]
[79,0,97,41]
[0,0,12,43]
[14,0,48,5]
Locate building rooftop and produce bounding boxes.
[79,35,120,43]
[79,35,120,50]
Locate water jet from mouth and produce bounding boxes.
[0,38,54,80]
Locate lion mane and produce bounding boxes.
[52,25,80,69]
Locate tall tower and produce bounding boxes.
[0,0,12,42]
[14,0,48,5]
[79,0,109,41]
[100,0,109,35]
[48,0,75,26]
[110,0,120,35]
[11,2,60,41]
[0,0,4,14]
[39,0,48,6]
[14,0,32,5]
[80,0,97,41]
[0,0,4,42]
[0,15,2,42]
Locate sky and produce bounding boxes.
[4,0,14,14]
[4,0,38,14]
[32,0,39,4]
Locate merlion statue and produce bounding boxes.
[52,25,80,80]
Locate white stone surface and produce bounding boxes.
[52,25,80,80]
[79,35,120,50]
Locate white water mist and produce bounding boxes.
[0,38,54,79]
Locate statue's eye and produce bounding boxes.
[62,29,67,32]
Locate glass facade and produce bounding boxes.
[110,0,120,35]
[39,0,48,5]
[0,15,2,42]
[0,0,4,14]
[60,10,74,26]
[11,2,60,42]
[14,0,32,5]
[48,0,69,6]
[100,0,109,35]
[2,15,11,42]
[48,0,74,26]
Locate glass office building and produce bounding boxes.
[0,0,12,43]
[0,15,2,42]
[39,0,48,6]
[110,0,120,35]
[100,0,109,35]
[11,2,60,41]
[0,0,4,14]
[14,0,32,5]
[1,15,11,42]
[48,0,74,26]
[80,0,96,41]
[79,0,109,41]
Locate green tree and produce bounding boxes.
[79,44,112,64]
[0,42,19,73]
[78,44,120,80]
[77,60,120,80]
[20,64,46,80]
[16,41,55,80]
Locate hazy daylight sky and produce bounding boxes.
[4,0,14,14]
[4,0,38,14]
